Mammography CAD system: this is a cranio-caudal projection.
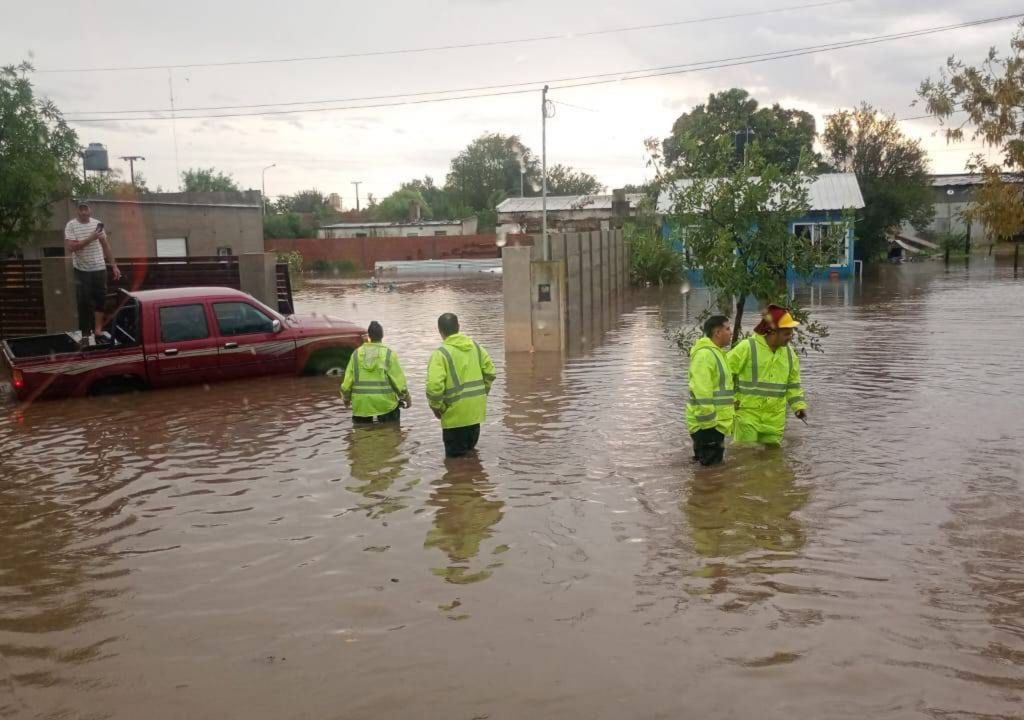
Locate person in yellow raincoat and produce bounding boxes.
[727,304,808,445]
[340,321,411,424]
[687,315,735,466]
[426,313,497,458]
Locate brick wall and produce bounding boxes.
[265,234,504,270]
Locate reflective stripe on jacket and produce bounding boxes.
[425,333,496,429]
[340,342,409,418]
[686,336,735,435]
[727,334,807,436]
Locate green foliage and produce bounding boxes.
[445,133,541,213]
[372,187,434,222]
[823,104,933,261]
[626,201,682,286]
[919,20,1024,242]
[663,88,821,174]
[310,259,357,274]
[181,167,239,193]
[545,164,604,195]
[655,137,841,347]
[80,168,152,196]
[263,213,315,239]
[274,249,303,274]
[0,62,81,252]
[401,176,473,219]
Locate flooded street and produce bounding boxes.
[2,262,1023,719]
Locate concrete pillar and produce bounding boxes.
[41,257,77,333]
[581,232,594,344]
[530,259,565,353]
[564,233,582,345]
[502,245,533,352]
[239,252,278,309]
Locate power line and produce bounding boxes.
[37,0,849,74]
[62,13,1024,123]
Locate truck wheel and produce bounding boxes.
[89,376,147,396]
[304,348,353,376]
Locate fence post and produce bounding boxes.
[41,257,77,333]
[239,253,278,309]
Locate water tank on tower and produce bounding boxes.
[83,143,110,172]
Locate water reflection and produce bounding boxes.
[684,447,808,584]
[344,424,412,520]
[424,455,505,585]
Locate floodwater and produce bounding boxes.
[1,262,1023,719]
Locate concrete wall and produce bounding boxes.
[267,234,500,270]
[30,197,263,259]
[504,230,627,352]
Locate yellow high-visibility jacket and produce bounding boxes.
[426,333,496,429]
[727,333,807,437]
[686,336,735,435]
[340,342,409,417]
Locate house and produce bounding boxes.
[907,173,1024,245]
[656,173,866,279]
[495,191,646,236]
[24,191,264,259]
[318,217,478,239]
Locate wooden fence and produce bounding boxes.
[0,256,294,339]
[0,260,46,339]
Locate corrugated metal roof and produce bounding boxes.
[656,173,865,214]
[496,193,646,214]
[321,219,463,229]
[931,173,1024,187]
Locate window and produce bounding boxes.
[214,302,275,336]
[42,247,66,257]
[156,237,188,257]
[794,223,847,266]
[434,230,448,236]
[216,246,233,257]
[355,232,369,238]
[159,304,210,343]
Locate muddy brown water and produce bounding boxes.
[1,263,1022,719]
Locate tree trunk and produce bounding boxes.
[732,295,746,346]
[965,219,972,255]
[1015,243,1020,276]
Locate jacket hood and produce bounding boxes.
[360,342,387,370]
[443,333,476,351]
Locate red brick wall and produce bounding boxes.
[265,234,504,269]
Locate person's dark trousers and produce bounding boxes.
[75,268,107,335]
[353,407,401,424]
[691,428,725,467]
[442,424,480,458]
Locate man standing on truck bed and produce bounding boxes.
[426,313,497,458]
[65,201,121,343]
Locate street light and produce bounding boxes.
[261,164,276,216]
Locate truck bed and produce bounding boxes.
[5,333,82,359]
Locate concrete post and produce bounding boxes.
[502,245,533,352]
[239,252,278,309]
[530,259,565,353]
[41,257,77,333]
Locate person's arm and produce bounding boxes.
[688,351,718,425]
[786,349,808,418]
[66,225,100,253]
[98,233,121,280]
[339,351,357,407]
[425,350,447,420]
[387,353,411,407]
[480,346,497,393]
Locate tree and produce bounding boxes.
[545,164,604,195]
[919,20,1024,245]
[823,104,934,261]
[181,167,239,193]
[275,189,328,215]
[80,168,152,197]
[372,187,434,222]
[656,138,839,348]
[663,88,820,174]
[445,133,541,214]
[0,62,81,252]
[401,176,472,219]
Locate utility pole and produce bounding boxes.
[120,155,145,186]
[541,85,551,261]
[261,163,276,217]
[352,181,362,212]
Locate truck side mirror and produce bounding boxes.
[272,318,282,334]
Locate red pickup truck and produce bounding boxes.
[2,287,364,402]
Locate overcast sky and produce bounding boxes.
[4,0,1020,207]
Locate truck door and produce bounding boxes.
[149,302,220,388]
[212,300,296,378]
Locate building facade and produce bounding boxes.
[495,192,645,236]
[317,217,478,239]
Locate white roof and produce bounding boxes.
[321,219,463,229]
[931,173,1024,187]
[657,173,865,214]
[496,193,646,214]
